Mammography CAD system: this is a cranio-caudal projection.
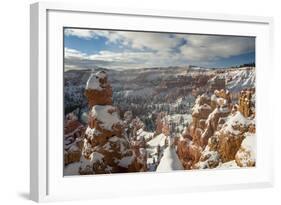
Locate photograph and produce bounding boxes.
[63,28,256,176]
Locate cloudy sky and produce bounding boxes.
[64,28,255,71]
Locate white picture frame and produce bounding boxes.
[30,2,274,202]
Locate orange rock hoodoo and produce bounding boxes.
[238,90,253,117]
[84,71,113,107]
[80,71,144,174]
[64,113,85,165]
[155,112,170,136]
[177,89,255,169]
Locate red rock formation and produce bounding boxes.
[84,71,113,107]
[123,112,148,171]
[155,112,168,135]
[177,94,212,169]
[162,118,170,137]
[131,117,145,139]
[80,71,144,174]
[201,90,231,147]
[204,109,255,164]
[217,132,244,163]
[194,148,220,169]
[189,94,212,145]
[177,137,202,169]
[178,89,236,169]
[64,113,85,165]
[238,90,253,117]
[187,91,232,148]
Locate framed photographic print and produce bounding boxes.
[30,2,274,202]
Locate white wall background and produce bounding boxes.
[0,0,280,204]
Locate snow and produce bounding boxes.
[68,144,80,152]
[80,156,92,172]
[156,147,184,172]
[122,87,154,97]
[148,147,159,156]
[216,160,239,169]
[146,133,168,171]
[241,132,256,155]
[205,108,217,125]
[96,71,107,79]
[136,129,154,141]
[172,95,195,109]
[102,142,113,152]
[221,67,255,92]
[147,157,156,164]
[158,114,192,135]
[220,111,252,135]
[165,114,192,124]
[235,132,256,166]
[218,106,229,113]
[64,84,84,109]
[139,148,147,156]
[85,127,101,139]
[118,156,134,168]
[192,102,211,116]
[90,152,104,164]
[211,94,218,102]
[64,162,81,176]
[196,147,220,169]
[77,153,105,175]
[90,105,122,131]
[101,136,127,153]
[147,133,167,147]
[85,73,103,90]
[205,106,229,125]
[108,136,120,142]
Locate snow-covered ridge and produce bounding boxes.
[223,67,255,92]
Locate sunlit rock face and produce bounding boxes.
[177,137,202,169]
[178,89,256,170]
[80,71,144,175]
[187,90,231,148]
[189,94,212,146]
[238,89,254,118]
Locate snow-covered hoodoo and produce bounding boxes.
[63,65,256,175]
[80,71,144,174]
[177,89,256,170]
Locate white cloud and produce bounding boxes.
[65,29,183,52]
[64,47,186,70]
[117,32,182,51]
[64,48,87,58]
[64,29,97,40]
[64,29,255,70]
[178,34,255,61]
